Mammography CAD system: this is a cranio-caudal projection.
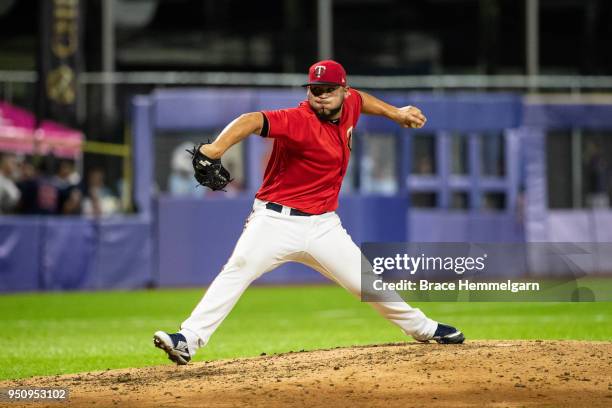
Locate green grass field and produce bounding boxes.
[1,285,611,380]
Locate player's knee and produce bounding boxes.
[232,255,247,268]
[223,254,260,275]
[221,252,274,280]
[223,254,247,271]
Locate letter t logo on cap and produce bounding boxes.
[314,66,326,78]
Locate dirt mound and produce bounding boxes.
[3,341,612,407]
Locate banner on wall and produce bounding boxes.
[37,0,83,128]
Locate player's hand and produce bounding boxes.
[395,105,427,129]
[199,143,222,160]
[188,143,232,191]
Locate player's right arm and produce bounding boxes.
[357,90,427,129]
[199,112,264,159]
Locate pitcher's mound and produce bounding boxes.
[5,340,612,407]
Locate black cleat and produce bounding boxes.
[153,331,191,365]
[432,323,465,344]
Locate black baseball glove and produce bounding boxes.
[187,143,232,191]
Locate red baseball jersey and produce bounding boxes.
[256,89,363,214]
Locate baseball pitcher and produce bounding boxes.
[154,60,464,365]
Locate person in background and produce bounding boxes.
[53,159,82,215]
[35,155,60,215]
[168,141,205,197]
[0,152,21,214]
[585,141,610,208]
[82,167,120,217]
[16,158,39,214]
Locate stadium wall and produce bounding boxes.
[2,90,612,292]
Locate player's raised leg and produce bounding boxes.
[304,213,464,344]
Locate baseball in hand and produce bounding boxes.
[399,105,426,129]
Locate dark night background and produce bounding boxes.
[0,0,610,75]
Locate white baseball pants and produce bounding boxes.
[180,199,437,353]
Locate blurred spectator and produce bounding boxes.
[35,155,60,215]
[0,153,21,214]
[15,155,62,215]
[82,167,120,217]
[584,141,610,208]
[53,159,82,215]
[360,136,397,195]
[361,155,396,195]
[16,158,39,214]
[168,142,204,197]
[415,156,434,175]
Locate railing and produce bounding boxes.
[2,70,612,91]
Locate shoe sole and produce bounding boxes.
[434,331,465,344]
[153,331,190,365]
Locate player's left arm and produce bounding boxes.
[355,89,427,129]
[199,112,264,159]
